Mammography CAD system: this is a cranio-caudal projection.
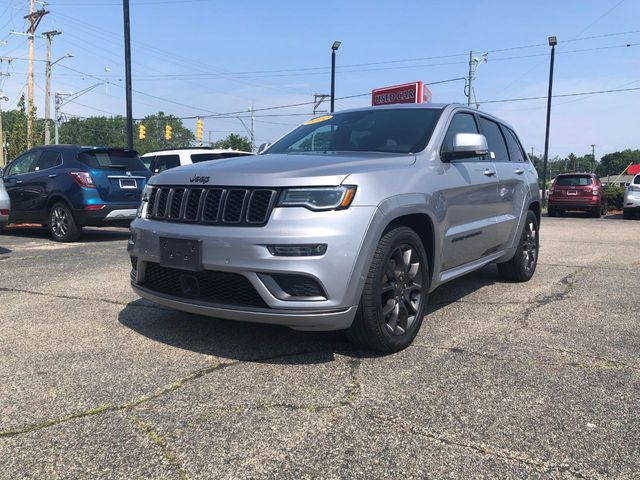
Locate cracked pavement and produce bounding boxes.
[1,215,639,479]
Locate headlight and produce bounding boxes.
[629,185,639,192]
[277,186,357,211]
[137,185,152,218]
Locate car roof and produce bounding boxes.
[30,145,138,154]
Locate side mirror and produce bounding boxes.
[443,133,489,161]
[257,142,272,154]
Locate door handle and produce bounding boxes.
[48,174,57,178]
[514,168,525,175]
[483,169,496,177]
[15,180,23,184]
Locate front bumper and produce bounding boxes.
[128,206,377,331]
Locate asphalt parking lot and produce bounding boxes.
[0,214,638,479]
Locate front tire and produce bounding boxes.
[49,202,81,242]
[497,210,539,282]
[347,226,429,353]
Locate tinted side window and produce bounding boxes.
[6,151,41,176]
[503,128,526,162]
[634,176,640,185]
[479,117,509,162]
[34,151,62,171]
[150,154,180,173]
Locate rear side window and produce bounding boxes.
[555,175,593,186]
[191,152,253,163]
[150,154,180,173]
[479,117,509,162]
[634,175,640,185]
[503,128,526,162]
[34,151,62,171]
[78,150,145,171]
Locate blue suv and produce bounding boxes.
[2,145,151,241]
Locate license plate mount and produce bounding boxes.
[567,190,578,196]
[119,178,137,189]
[159,237,202,271]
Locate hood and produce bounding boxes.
[149,152,416,187]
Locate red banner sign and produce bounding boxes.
[627,164,640,175]
[372,81,432,106]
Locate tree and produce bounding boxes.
[596,149,640,178]
[211,133,251,152]
[56,112,194,155]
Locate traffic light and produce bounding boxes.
[138,124,146,140]
[196,118,204,142]
[164,124,173,141]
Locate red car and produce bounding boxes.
[548,173,607,218]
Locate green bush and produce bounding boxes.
[603,186,625,210]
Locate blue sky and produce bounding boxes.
[0,0,638,158]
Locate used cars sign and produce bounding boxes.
[371,81,432,106]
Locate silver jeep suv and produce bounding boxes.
[129,104,540,352]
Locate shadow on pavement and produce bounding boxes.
[0,246,11,254]
[0,225,130,242]
[118,265,499,363]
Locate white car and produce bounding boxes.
[623,173,640,219]
[141,148,254,174]
[0,171,10,225]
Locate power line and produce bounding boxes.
[479,86,640,104]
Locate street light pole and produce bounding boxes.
[541,36,557,204]
[123,0,133,150]
[330,41,341,113]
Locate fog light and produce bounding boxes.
[267,244,327,256]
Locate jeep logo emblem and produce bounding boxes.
[189,175,210,184]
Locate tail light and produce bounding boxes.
[84,204,105,210]
[592,188,599,195]
[69,171,96,189]
[0,209,9,216]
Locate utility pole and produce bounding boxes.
[123,0,133,150]
[249,105,255,152]
[43,30,61,145]
[591,144,596,165]
[24,0,48,148]
[0,92,7,167]
[467,51,474,107]
[541,36,557,204]
[530,147,535,161]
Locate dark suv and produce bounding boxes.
[547,173,607,218]
[2,145,150,241]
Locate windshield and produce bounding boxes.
[78,150,145,171]
[555,175,593,186]
[267,108,442,155]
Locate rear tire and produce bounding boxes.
[49,202,81,242]
[497,210,539,282]
[623,209,632,220]
[347,226,430,353]
[591,205,601,218]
